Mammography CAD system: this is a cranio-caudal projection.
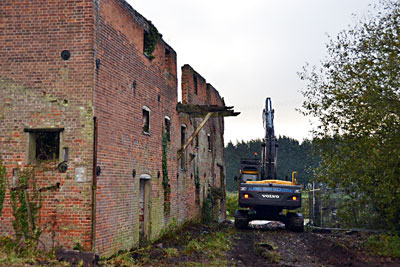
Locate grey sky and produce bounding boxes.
[127,0,381,144]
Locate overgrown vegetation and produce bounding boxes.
[9,167,42,252]
[0,236,64,266]
[143,20,162,60]
[254,241,280,263]
[225,192,238,219]
[0,157,5,216]
[300,0,400,230]
[101,221,234,266]
[202,185,223,224]
[162,132,170,215]
[366,234,400,258]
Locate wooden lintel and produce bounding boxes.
[188,111,240,118]
[177,112,214,160]
[177,103,234,114]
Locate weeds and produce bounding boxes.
[9,167,42,252]
[254,241,280,263]
[366,234,400,258]
[225,192,238,219]
[0,236,64,266]
[0,157,5,216]
[164,247,178,258]
[100,222,234,266]
[184,228,233,259]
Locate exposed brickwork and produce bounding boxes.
[0,0,227,256]
[0,0,95,250]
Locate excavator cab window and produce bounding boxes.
[241,167,259,182]
[242,173,258,182]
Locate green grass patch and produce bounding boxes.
[366,234,400,258]
[0,236,66,266]
[226,192,238,219]
[184,229,233,259]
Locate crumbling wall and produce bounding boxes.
[0,0,227,256]
[180,65,226,221]
[93,0,179,254]
[0,0,95,250]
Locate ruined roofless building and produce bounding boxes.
[0,0,238,256]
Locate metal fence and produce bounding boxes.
[303,184,345,228]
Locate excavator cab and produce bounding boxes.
[239,158,261,182]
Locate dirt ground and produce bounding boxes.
[100,221,400,267]
[231,222,399,267]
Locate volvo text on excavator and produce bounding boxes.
[234,97,304,231]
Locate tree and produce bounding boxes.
[299,0,400,230]
[225,137,319,192]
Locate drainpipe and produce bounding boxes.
[91,116,98,252]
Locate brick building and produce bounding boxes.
[0,0,236,256]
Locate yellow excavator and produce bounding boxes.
[234,98,304,231]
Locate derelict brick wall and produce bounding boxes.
[180,65,226,221]
[93,0,180,255]
[0,0,95,250]
[0,0,228,256]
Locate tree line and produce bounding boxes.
[224,136,320,192]
[226,0,399,231]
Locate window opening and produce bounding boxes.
[164,116,171,141]
[193,74,198,95]
[207,133,212,151]
[26,129,62,163]
[143,107,150,134]
[181,125,186,169]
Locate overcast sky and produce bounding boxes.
[127,0,381,144]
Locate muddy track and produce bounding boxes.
[229,223,399,267]
[96,221,399,266]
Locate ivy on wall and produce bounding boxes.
[143,20,162,60]
[10,167,42,249]
[162,132,170,215]
[0,157,6,216]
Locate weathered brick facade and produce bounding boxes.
[0,0,227,256]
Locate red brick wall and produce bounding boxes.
[180,65,226,221]
[0,0,95,250]
[0,0,227,256]
[93,0,180,254]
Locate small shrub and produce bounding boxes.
[73,243,83,251]
[202,196,213,224]
[164,247,178,258]
[184,239,203,255]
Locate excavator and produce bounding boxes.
[234,97,304,231]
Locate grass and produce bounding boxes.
[254,241,281,263]
[100,222,235,266]
[183,230,233,259]
[0,236,68,266]
[225,192,238,219]
[366,234,400,258]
